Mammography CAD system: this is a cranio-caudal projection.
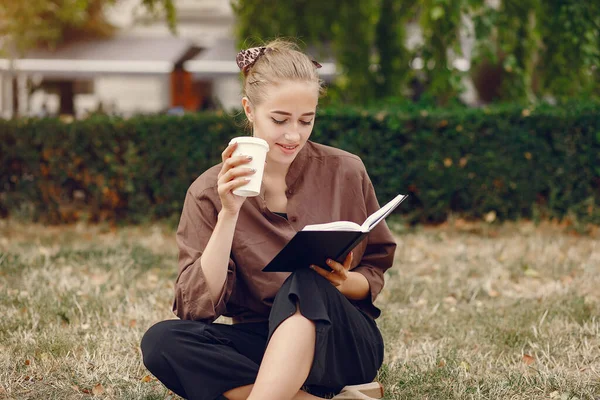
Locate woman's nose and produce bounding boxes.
[284,129,300,141]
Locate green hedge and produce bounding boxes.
[1,103,599,224]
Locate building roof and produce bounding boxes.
[0,36,198,78]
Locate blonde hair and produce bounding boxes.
[241,39,325,106]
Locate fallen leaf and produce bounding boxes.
[485,211,497,223]
[438,359,446,367]
[443,296,457,305]
[560,275,573,284]
[24,359,30,366]
[91,274,108,285]
[523,268,540,278]
[522,354,535,365]
[141,375,152,383]
[92,383,105,395]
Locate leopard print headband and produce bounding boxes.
[236,46,322,75]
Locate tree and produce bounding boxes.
[471,0,600,103]
[232,0,600,106]
[374,0,415,100]
[0,0,177,57]
[232,0,399,104]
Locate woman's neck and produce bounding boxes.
[264,159,290,182]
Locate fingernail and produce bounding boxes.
[309,265,315,269]
[247,155,253,160]
[326,259,332,264]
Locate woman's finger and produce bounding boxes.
[218,177,251,197]
[309,264,340,285]
[223,155,252,171]
[326,258,346,275]
[219,155,252,180]
[221,141,237,162]
[343,251,353,271]
[219,166,255,185]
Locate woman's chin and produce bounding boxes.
[268,153,297,167]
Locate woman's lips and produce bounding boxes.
[276,143,299,154]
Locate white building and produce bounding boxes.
[0,0,337,118]
[0,0,481,118]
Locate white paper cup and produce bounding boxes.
[229,136,269,197]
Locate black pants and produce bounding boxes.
[140,268,384,400]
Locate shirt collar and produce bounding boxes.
[285,140,311,189]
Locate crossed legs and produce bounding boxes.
[224,305,322,400]
[141,269,383,400]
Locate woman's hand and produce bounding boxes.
[310,251,353,289]
[217,141,256,216]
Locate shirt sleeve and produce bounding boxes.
[172,189,236,321]
[351,165,397,318]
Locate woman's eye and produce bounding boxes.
[271,118,312,126]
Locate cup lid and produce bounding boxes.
[229,136,269,151]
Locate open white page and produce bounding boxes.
[302,193,407,232]
[302,220,362,232]
[361,194,408,231]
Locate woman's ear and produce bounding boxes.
[241,97,254,123]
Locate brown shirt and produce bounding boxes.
[173,140,397,323]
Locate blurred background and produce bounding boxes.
[0,4,599,399]
[1,0,598,119]
[0,1,598,226]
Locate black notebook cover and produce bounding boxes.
[262,230,369,272]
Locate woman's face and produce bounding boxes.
[243,80,319,167]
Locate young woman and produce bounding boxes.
[141,39,397,400]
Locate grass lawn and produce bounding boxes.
[0,219,598,399]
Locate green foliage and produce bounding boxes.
[535,1,600,100]
[0,112,242,223]
[374,0,415,100]
[1,103,599,224]
[232,0,600,105]
[418,0,465,104]
[0,0,177,56]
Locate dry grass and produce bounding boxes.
[0,219,598,399]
